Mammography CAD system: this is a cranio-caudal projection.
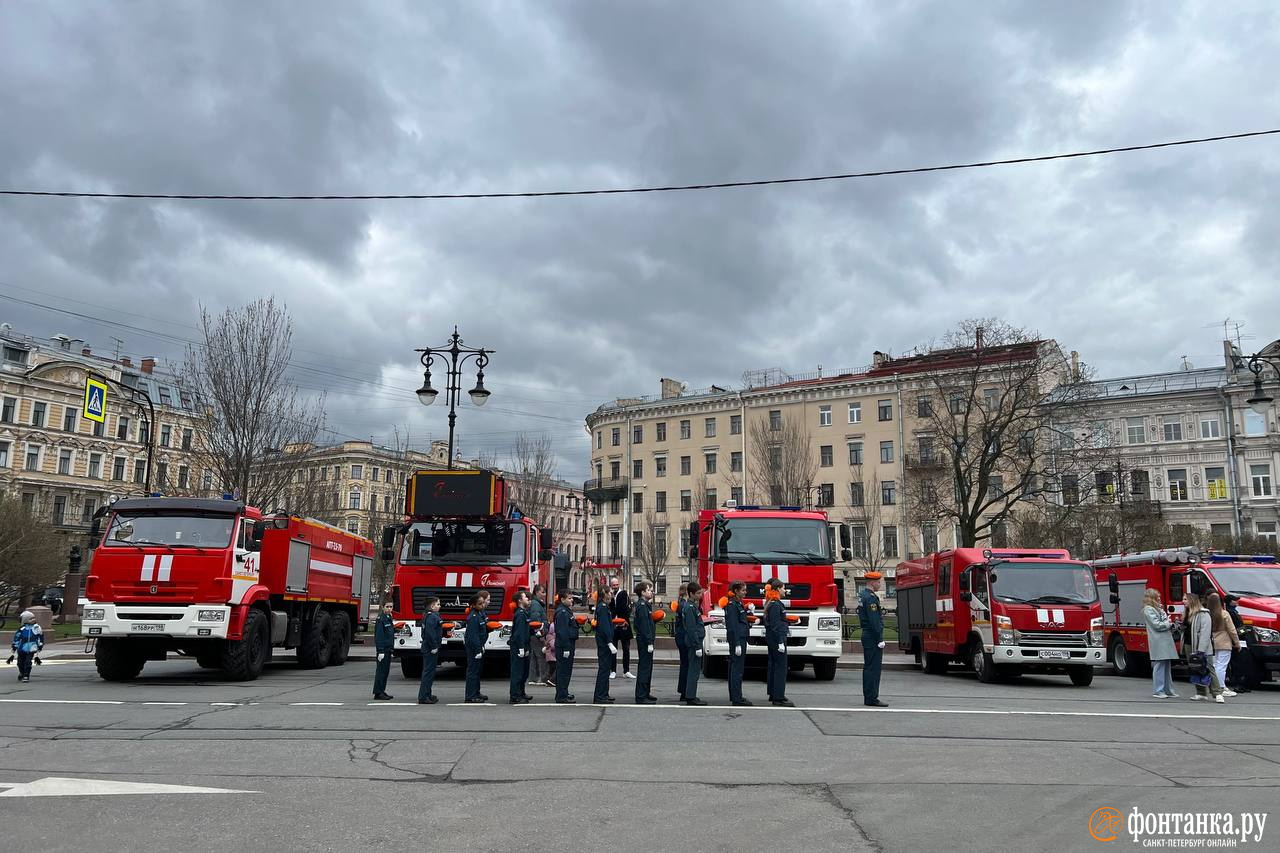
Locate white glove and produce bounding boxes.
[877,641,885,649]
[562,650,570,659]
[694,649,703,657]
[647,644,654,654]
[430,648,438,654]
[518,649,527,658]
[776,644,785,653]
[608,643,617,655]
[734,646,743,656]
[747,603,756,612]
[474,653,483,660]
[376,653,384,662]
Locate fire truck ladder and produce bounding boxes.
[1089,546,1201,568]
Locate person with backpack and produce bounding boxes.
[1141,588,1178,699]
[7,611,44,683]
[1185,593,1224,703]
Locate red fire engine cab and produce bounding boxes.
[1092,547,1280,687]
[81,496,374,681]
[382,469,554,678]
[897,547,1105,685]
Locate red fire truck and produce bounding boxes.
[381,469,553,678]
[1092,548,1280,687]
[691,504,848,681]
[81,496,374,682]
[896,548,1105,685]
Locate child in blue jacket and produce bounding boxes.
[8,611,44,683]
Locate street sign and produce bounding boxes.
[83,377,108,423]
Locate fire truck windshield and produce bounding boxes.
[991,562,1098,605]
[399,521,526,567]
[105,511,237,548]
[714,518,831,563]
[1207,568,1280,598]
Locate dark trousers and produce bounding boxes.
[417,649,438,702]
[727,645,746,703]
[556,651,575,701]
[862,641,882,703]
[373,650,392,696]
[676,639,689,697]
[16,651,34,679]
[465,649,483,700]
[509,651,529,699]
[683,651,701,699]
[594,647,614,700]
[635,644,653,700]
[766,647,787,700]
[614,631,632,673]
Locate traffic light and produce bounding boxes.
[69,544,83,572]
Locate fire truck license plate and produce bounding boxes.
[1038,650,1070,659]
[130,623,165,632]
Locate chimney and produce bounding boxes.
[82,346,92,356]
[872,351,889,368]
[975,325,984,353]
[660,378,684,399]
[1070,351,1080,382]
[141,357,156,374]
[120,356,132,368]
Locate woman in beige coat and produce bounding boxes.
[1207,593,1240,698]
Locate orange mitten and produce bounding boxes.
[486,620,502,630]
[651,610,666,621]
[785,614,800,624]
[575,614,588,625]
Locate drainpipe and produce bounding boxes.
[1220,388,1243,538]
[895,373,909,558]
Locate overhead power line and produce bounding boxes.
[3,128,1277,202]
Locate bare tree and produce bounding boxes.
[903,319,1100,548]
[183,298,326,509]
[0,496,65,597]
[748,413,816,505]
[505,434,559,527]
[631,508,672,593]
[844,463,895,575]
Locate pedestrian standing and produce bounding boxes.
[679,582,707,705]
[609,576,634,680]
[464,591,491,703]
[723,581,752,706]
[1185,593,1224,703]
[372,602,395,701]
[593,589,616,703]
[418,597,443,705]
[7,610,44,683]
[1141,589,1178,699]
[632,581,657,704]
[554,590,578,703]
[858,572,888,708]
[529,584,549,688]
[673,582,689,701]
[509,590,532,704]
[764,578,793,707]
[1207,593,1240,698]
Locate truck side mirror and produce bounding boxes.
[380,525,397,562]
[839,523,852,548]
[1107,574,1119,596]
[958,568,972,602]
[248,520,266,552]
[841,548,853,562]
[87,518,102,550]
[539,527,553,551]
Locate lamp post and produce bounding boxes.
[1241,343,1280,415]
[415,327,494,469]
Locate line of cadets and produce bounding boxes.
[374,577,802,705]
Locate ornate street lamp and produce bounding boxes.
[415,327,494,469]
[1239,340,1280,415]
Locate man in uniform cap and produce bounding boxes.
[858,572,888,707]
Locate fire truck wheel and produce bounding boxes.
[195,650,222,669]
[222,608,269,681]
[95,638,145,682]
[297,609,332,669]
[813,657,837,681]
[701,653,728,679]
[1109,635,1148,677]
[972,641,999,684]
[399,654,423,679]
[923,652,949,675]
[328,611,352,666]
[1068,666,1095,687]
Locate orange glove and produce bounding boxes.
[785,614,800,624]
[575,614,588,625]
[486,620,502,630]
[651,609,666,621]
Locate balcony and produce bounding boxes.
[904,453,944,471]
[583,476,630,503]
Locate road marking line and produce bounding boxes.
[367,702,419,706]
[142,702,188,706]
[508,703,1280,722]
[209,703,243,706]
[0,699,125,705]
[0,776,255,798]
[444,702,496,706]
[290,702,344,706]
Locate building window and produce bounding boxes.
[949,393,965,415]
[319,467,327,481]
[918,436,935,464]
[351,464,363,480]
[30,401,47,428]
[596,431,602,450]
[881,480,896,505]
[879,441,894,464]
[117,416,131,440]
[203,470,214,491]
[704,452,716,474]
[655,491,667,513]
[92,418,103,437]
[139,422,150,445]
[182,428,193,450]
[921,522,939,554]
[57,448,72,475]
[819,445,833,467]
[1250,464,1273,497]
[819,405,832,427]
[850,524,868,559]
[679,420,691,440]
[817,483,834,507]
[848,441,863,465]
[82,498,97,523]
[680,456,691,476]
[1203,466,1227,500]
[655,456,667,477]
[847,402,861,424]
[2,345,28,365]
[112,457,125,480]
[609,498,620,515]
[1257,522,1277,544]
[159,424,171,447]
[608,461,620,480]
[917,396,933,418]
[633,459,643,478]
[178,466,189,489]
[0,397,14,423]
[769,410,782,431]
[704,488,717,509]
[52,495,67,525]
[633,425,643,444]
[850,481,864,506]
[25,444,42,471]
[1244,409,1266,437]
[1062,474,1080,505]
[983,388,1000,410]
[1162,417,1182,442]
[679,527,691,557]
[656,422,667,442]
[632,492,643,513]
[990,521,1009,548]
[730,451,742,473]
[134,460,146,484]
[632,530,643,557]
[62,407,77,432]
[989,475,1005,499]
[881,526,899,558]
[88,453,102,479]
[704,417,716,438]
[349,490,361,510]
[680,490,692,512]
[1167,468,1188,501]
[1126,417,1145,445]
[877,399,892,421]
[371,466,379,483]
[0,441,8,467]
[730,486,743,503]
[730,414,742,435]
[156,462,169,485]
[1199,416,1221,439]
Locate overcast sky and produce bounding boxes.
[2,2,1278,478]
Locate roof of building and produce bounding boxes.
[1086,367,1226,400]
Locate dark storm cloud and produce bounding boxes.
[2,0,1278,476]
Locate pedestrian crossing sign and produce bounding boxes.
[84,377,108,423]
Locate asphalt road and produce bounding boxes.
[2,653,1278,852]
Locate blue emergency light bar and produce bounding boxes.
[729,505,804,511]
[1207,554,1277,564]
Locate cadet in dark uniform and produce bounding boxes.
[679,582,707,705]
[553,590,579,703]
[764,578,793,706]
[632,581,657,704]
[859,572,888,707]
[509,590,532,704]
[372,602,395,701]
[593,589,617,703]
[723,581,752,706]
[463,591,491,703]
[417,597,443,704]
[673,582,689,701]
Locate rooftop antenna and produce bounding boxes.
[1180,354,1193,371]
[110,337,125,359]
